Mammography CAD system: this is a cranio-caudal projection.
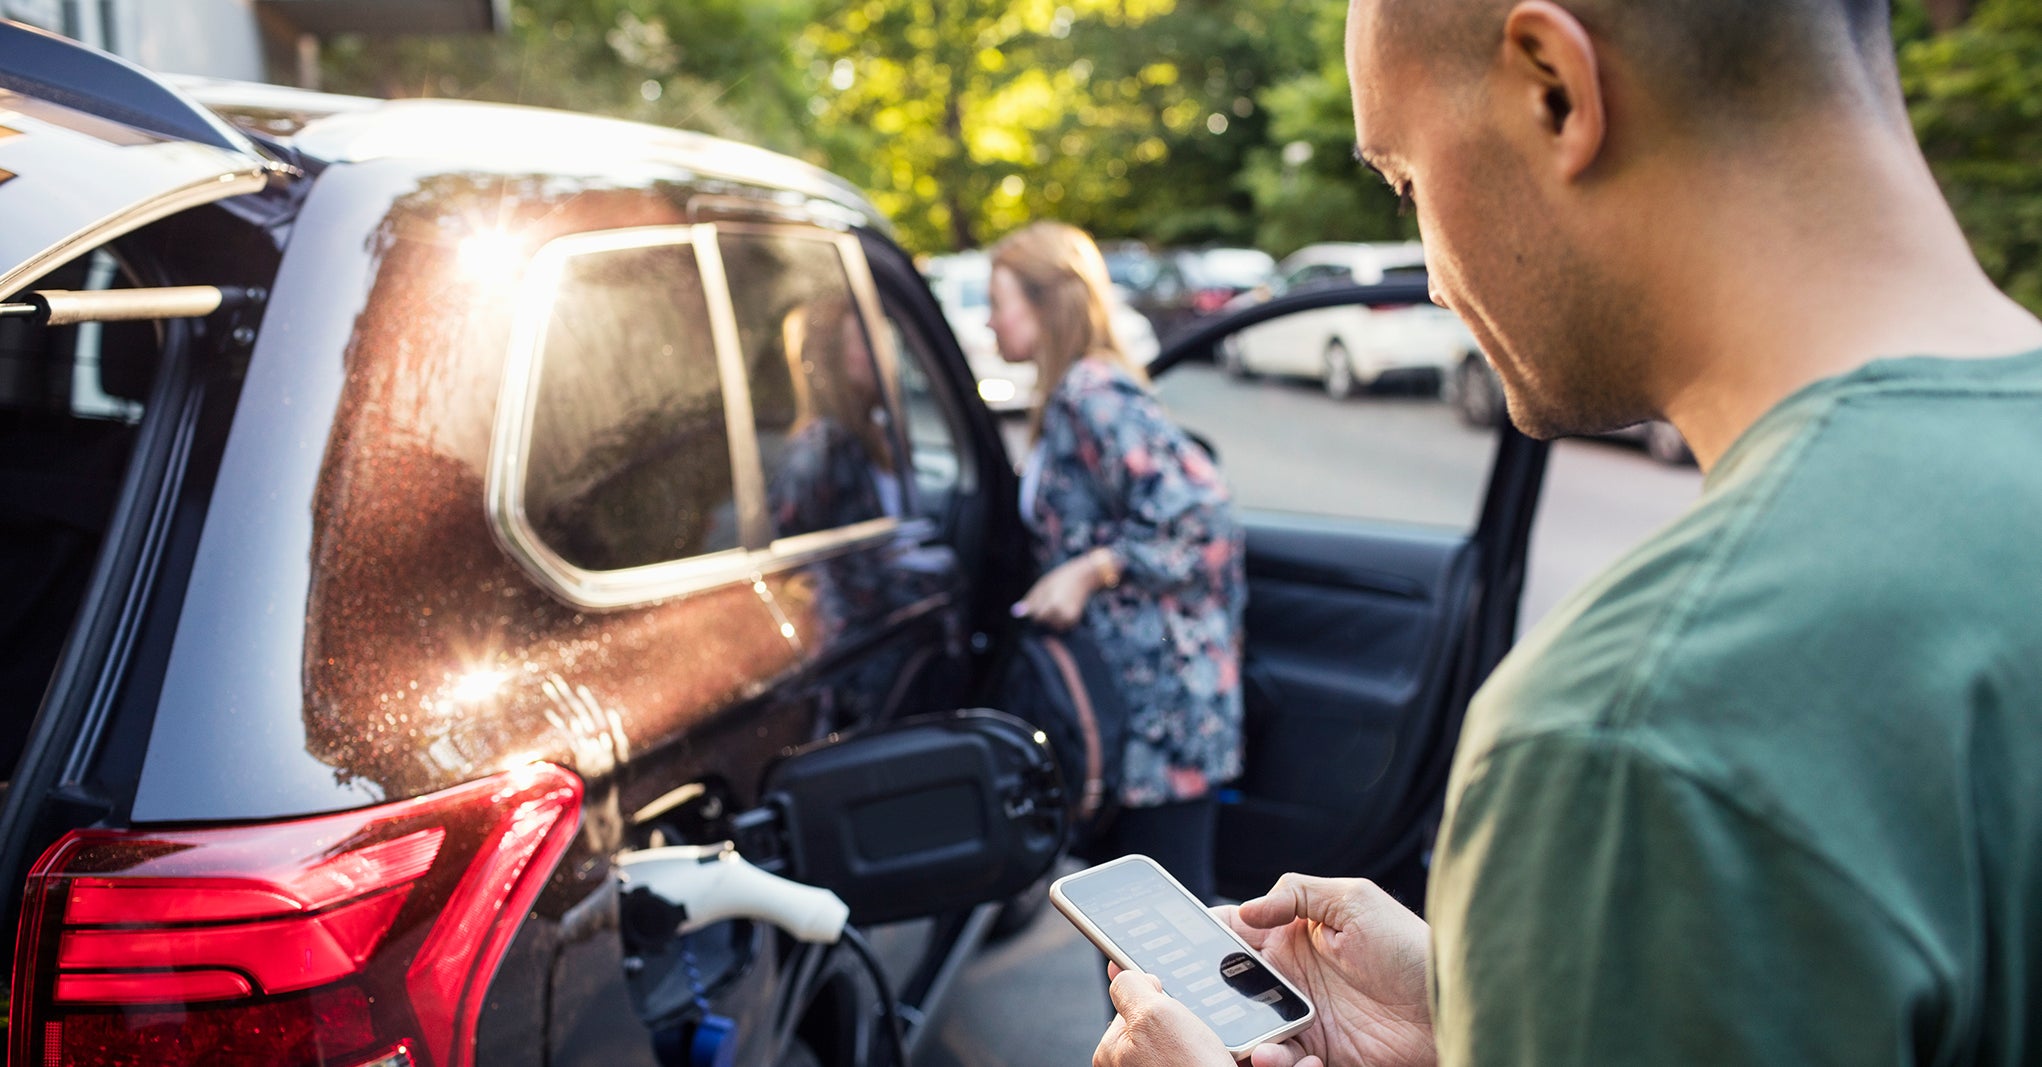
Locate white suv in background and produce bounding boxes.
[1220,242,1478,399]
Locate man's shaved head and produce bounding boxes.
[1365,0,1898,132]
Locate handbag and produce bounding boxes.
[996,622,1127,845]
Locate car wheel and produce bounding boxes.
[1453,356,1504,428]
[1220,336,1251,378]
[1644,421,1694,466]
[1323,341,1356,400]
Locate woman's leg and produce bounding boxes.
[1083,794,1220,1020]
[1091,795,1218,902]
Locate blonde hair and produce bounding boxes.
[989,221,1150,440]
[778,292,894,468]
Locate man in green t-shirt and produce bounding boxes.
[1095,1,2042,1065]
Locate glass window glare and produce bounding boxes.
[524,241,740,571]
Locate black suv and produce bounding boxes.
[0,22,1548,1067]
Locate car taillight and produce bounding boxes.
[1191,288,1233,314]
[9,763,582,1067]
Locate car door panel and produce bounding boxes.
[1219,514,1476,901]
[1153,282,1548,908]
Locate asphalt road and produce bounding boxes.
[924,363,1703,1066]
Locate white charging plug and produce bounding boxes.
[616,843,849,945]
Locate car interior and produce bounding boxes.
[0,248,158,783]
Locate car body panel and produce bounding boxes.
[126,148,963,827]
[0,86,268,299]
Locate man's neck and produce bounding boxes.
[1619,122,2042,471]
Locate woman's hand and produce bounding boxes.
[1015,550,1113,631]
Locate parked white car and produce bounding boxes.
[1220,242,1478,399]
[924,250,1159,413]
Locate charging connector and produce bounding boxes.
[616,842,849,945]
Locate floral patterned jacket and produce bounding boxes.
[1026,357,1246,808]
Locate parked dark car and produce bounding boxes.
[1119,246,1277,344]
[0,23,1550,1067]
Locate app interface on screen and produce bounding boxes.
[1065,861,1308,1047]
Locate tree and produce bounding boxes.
[323,0,817,155]
[798,0,1326,254]
[1900,0,2042,313]
[1237,0,1411,258]
[797,0,1181,253]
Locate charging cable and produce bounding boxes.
[617,844,908,1066]
[617,843,849,944]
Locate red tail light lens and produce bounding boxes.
[1191,288,1234,314]
[9,763,582,1067]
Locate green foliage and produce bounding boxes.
[796,0,1327,253]
[1237,41,1413,258]
[323,0,816,153]
[320,0,1398,256]
[1901,0,2042,312]
[319,0,2041,292]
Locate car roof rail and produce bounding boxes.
[0,18,264,158]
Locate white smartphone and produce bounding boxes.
[1051,855,1315,1058]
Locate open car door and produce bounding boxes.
[1150,282,1549,906]
[0,21,273,300]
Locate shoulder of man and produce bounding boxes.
[1465,360,2038,764]
[1447,377,2038,959]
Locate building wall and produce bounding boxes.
[2,0,267,80]
[122,0,267,81]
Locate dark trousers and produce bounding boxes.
[1081,795,1219,1019]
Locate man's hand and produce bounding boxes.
[1092,970,1235,1067]
[1226,874,1438,1067]
[1093,876,1436,1067]
[1015,552,1106,631]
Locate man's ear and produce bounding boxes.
[1499,0,1606,182]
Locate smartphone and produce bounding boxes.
[1051,855,1315,1057]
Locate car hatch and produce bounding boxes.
[0,22,272,300]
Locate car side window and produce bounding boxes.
[882,304,975,522]
[522,239,740,571]
[716,229,904,541]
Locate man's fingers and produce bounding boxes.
[1237,873,1374,931]
[1107,969,1167,1019]
[1213,904,1273,949]
[1248,1045,1322,1067]
[1106,961,1124,982]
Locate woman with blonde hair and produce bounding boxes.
[992,220,1245,906]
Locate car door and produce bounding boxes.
[1151,282,1548,907]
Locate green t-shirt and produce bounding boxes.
[1429,351,2042,1066]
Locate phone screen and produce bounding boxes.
[1060,859,1310,1048]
